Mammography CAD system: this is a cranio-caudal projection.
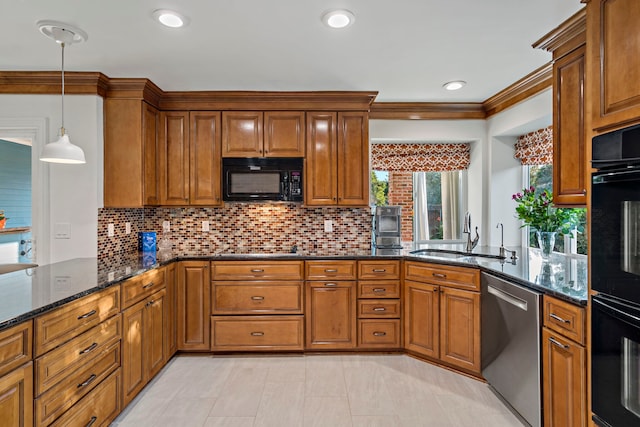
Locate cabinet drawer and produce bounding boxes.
[305,260,357,280]
[35,341,120,426]
[358,300,401,318]
[358,280,400,298]
[121,267,165,309]
[35,315,121,396]
[543,296,585,345]
[211,316,304,351]
[35,286,120,357]
[404,261,480,291]
[50,369,122,427]
[358,260,400,280]
[212,261,304,280]
[0,321,32,378]
[358,319,401,348]
[212,281,303,314]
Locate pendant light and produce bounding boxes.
[37,21,88,164]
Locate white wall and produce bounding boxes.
[370,88,553,249]
[0,94,103,263]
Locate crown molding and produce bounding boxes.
[370,102,485,120]
[532,8,586,54]
[0,71,109,97]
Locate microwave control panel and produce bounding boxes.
[290,171,302,196]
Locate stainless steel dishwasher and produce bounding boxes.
[481,272,542,427]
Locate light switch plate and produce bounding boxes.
[202,221,210,232]
[55,222,71,239]
[324,219,333,233]
[107,223,114,237]
[163,221,170,232]
[125,222,131,234]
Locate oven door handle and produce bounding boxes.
[593,168,640,184]
[593,295,640,325]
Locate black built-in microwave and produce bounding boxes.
[222,157,303,202]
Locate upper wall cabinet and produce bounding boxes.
[157,111,223,206]
[586,0,640,131]
[534,8,587,206]
[222,111,305,158]
[305,111,369,207]
[104,99,159,208]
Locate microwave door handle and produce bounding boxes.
[593,168,640,184]
[593,296,640,326]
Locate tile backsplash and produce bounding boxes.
[98,204,373,260]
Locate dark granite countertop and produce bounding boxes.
[0,245,587,331]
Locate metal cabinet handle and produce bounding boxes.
[251,332,264,336]
[373,288,386,293]
[251,296,265,301]
[77,309,97,320]
[77,374,97,388]
[251,269,264,273]
[143,282,154,289]
[373,269,387,273]
[85,416,98,427]
[373,332,387,337]
[146,299,156,307]
[549,337,569,349]
[324,283,338,287]
[373,307,386,312]
[432,273,447,279]
[550,313,570,324]
[79,342,98,355]
[324,269,338,273]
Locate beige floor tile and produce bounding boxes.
[344,367,395,416]
[265,355,306,382]
[254,382,305,427]
[305,356,348,397]
[209,366,268,417]
[351,415,402,427]
[303,396,352,427]
[203,416,256,426]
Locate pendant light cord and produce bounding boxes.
[60,42,65,136]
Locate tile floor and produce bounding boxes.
[111,354,525,427]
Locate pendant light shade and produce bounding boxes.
[37,20,87,164]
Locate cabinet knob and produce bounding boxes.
[582,189,587,195]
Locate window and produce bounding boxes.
[370,171,389,206]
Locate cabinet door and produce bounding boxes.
[553,45,587,206]
[190,112,222,206]
[222,111,263,157]
[337,112,369,206]
[143,102,160,206]
[264,111,305,157]
[542,327,587,427]
[403,280,439,359]
[587,0,640,130]
[0,362,33,427]
[439,287,481,374]
[146,289,166,380]
[122,299,146,406]
[159,111,190,205]
[177,261,211,351]
[104,99,144,207]
[305,112,338,205]
[165,263,177,359]
[305,281,356,349]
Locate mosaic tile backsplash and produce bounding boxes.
[98,204,373,260]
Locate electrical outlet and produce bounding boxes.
[202,221,210,232]
[107,223,114,237]
[108,272,115,281]
[125,222,131,234]
[163,221,170,232]
[324,219,333,233]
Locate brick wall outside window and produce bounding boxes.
[387,171,414,243]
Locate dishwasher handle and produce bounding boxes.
[487,285,528,311]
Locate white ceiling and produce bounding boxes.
[2,0,583,102]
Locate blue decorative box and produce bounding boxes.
[141,250,157,268]
[138,231,156,252]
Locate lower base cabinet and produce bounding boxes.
[211,316,304,351]
[177,261,211,351]
[0,362,33,427]
[305,281,357,350]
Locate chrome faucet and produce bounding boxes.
[497,222,506,258]
[463,212,479,253]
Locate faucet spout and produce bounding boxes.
[497,222,506,258]
[463,212,479,252]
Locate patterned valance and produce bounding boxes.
[514,126,553,165]
[371,143,471,172]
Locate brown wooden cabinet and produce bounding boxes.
[165,262,177,359]
[587,0,640,131]
[403,261,481,375]
[190,112,223,206]
[104,99,159,208]
[535,8,587,206]
[122,288,166,406]
[0,321,33,427]
[159,111,190,205]
[222,111,305,157]
[305,112,369,206]
[542,295,587,427]
[177,261,211,351]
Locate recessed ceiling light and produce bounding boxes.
[321,9,355,29]
[152,9,189,28]
[443,81,467,91]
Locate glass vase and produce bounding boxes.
[536,231,556,259]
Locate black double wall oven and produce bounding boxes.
[591,123,640,427]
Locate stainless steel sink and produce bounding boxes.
[409,248,505,260]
